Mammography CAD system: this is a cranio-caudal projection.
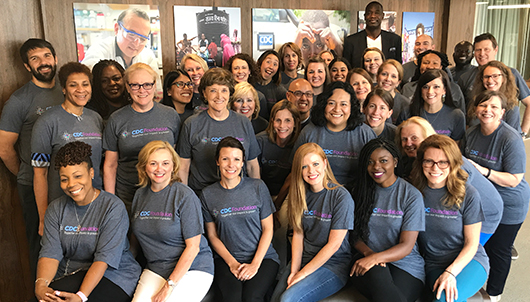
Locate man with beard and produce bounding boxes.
[449,41,474,83]
[343,1,402,68]
[0,38,62,283]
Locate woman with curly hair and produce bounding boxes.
[130,141,214,302]
[350,137,425,302]
[271,143,354,302]
[34,141,140,302]
[292,81,376,190]
[279,43,304,89]
[411,135,489,302]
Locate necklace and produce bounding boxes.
[74,190,97,232]
[62,103,83,121]
[421,107,442,125]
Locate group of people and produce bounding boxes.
[1,1,529,302]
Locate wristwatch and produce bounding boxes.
[167,279,177,288]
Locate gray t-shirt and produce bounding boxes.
[292,123,376,189]
[392,92,410,125]
[39,191,141,296]
[367,178,425,282]
[398,104,465,141]
[461,157,503,234]
[0,81,63,185]
[302,184,354,282]
[463,121,530,224]
[401,81,466,114]
[254,81,288,118]
[103,102,180,200]
[177,110,260,192]
[256,131,292,196]
[378,123,397,142]
[201,177,279,264]
[468,106,521,133]
[31,106,103,202]
[401,61,417,86]
[418,185,489,274]
[280,71,304,91]
[131,182,214,278]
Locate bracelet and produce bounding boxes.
[444,269,456,278]
[485,168,492,178]
[76,291,88,302]
[35,278,50,286]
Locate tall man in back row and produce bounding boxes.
[343,1,402,68]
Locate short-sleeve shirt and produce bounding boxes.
[302,184,354,282]
[256,131,292,196]
[378,123,397,141]
[392,92,410,125]
[366,178,425,282]
[253,81,288,117]
[201,177,279,264]
[463,121,530,224]
[39,191,141,296]
[176,110,260,192]
[0,81,63,185]
[103,102,180,191]
[398,105,465,140]
[31,106,103,202]
[292,123,376,189]
[418,184,489,274]
[131,182,214,278]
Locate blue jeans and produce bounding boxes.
[271,263,346,302]
[427,259,487,302]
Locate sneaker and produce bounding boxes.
[512,246,519,260]
[490,294,501,302]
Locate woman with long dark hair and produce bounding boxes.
[88,59,129,122]
[161,69,195,124]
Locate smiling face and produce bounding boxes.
[419,53,442,74]
[306,62,326,88]
[183,59,205,89]
[474,39,498,66]
[260,54,279,83]
[363,51,383,75]
[401,123,426,158]
[325,88,351,132]
[350,73,372,102]
[60,163,95,205]
[168,74,193,106]
[232,92,255,120]
[145,148,174,190]
[320,52,333,66]
[205,84,230,114]
[126,69,156,111]
[217,147,244,182]
[475,95,505,127]
[377,64,401,92]
[368,148,397,188]
[414,35,434,57]
[422,147,450,189]
[364,4,383,30]
[273,108,295,144]
[421,77,445,108]
[231,58,251,83]
[115,14,151,62]
[482,66,504,92]
[283,47,299,72]
[63,73,91,109]
[364,95,393,129]
[454,42,473,65]
[330,61,348,82]
[302,152,327,192]
[287,79,314,116]
[24,47,58,84]
[100,65,125,100]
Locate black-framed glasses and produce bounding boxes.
[422,159,450,169]
[118,21,150,43]
[171,81,194,89]
[288,90,314,99]
[128,82,155,91]
[482,74,503,81]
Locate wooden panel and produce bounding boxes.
[444,0,477,66]
[0,0,44,301]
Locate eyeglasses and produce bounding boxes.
[118,21,150,43]
[482,74,503,81]
[422,159,450,169]
[289,90,314,99]
[171,81,194,89]
[128,82,155,91]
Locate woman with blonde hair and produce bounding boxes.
[271,142,354,302]
[230,82,268,134]
[103,63,180,213]
[131,140,214,302]
[376,59,410,123]
[411,135,488,302]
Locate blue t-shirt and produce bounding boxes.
[302,184,354,282]
[418,184,489,274]
[463,121,530,224]
[201,177,279,264]
[366,177,425,282]
[39,191,141,296]
[131,182,214,278]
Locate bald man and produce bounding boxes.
[286,79,314,128]
[449,41,473,82]
[402,34,435,85]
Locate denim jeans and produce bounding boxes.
[271,263,346,302]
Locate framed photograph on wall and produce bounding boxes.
[401,12,435,63]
